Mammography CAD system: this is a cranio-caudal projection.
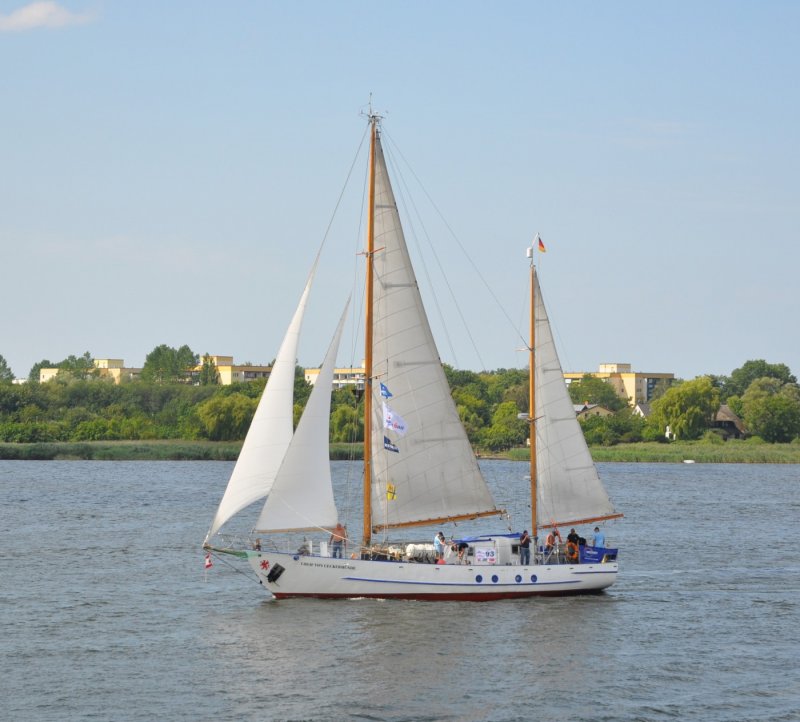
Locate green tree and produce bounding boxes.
[723,360,796,400]
[330,404,363,442]
[443,365,484,390]
[195,393,257,440]
[141,344,198,384]
[480,400,527,451]
[452,387,490,427]
[580,409,645,446]
[293,365,312,409]
[502,382,529,413]
[484,368,527,405]
[453,387,489,444]
[63,352,95,377]
[198,353,220,385]
[568,374,627,411]
[649,376,720,440]
[0,355,14,383]
[28,359,53,383]
[741,378,800,442]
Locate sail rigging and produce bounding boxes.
[365,122,500,533]
[204,111,622,601]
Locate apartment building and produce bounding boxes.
[564,363,674,406]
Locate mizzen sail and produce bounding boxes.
[533,268,621,528]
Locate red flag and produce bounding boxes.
[204,553,213,569]
[537,235,546,253]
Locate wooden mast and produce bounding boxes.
[529,247,538,544]
[362,114,378,550]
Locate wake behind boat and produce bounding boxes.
[203,111,622,600]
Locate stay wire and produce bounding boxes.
[381,130,529,362]
[381,133,469,368]
[205,551,262,586]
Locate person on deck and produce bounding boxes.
[434,532,447,562]
[519,530,531,565]
[592,526,606,549]
[330,522,347,559]
[560,529,579,563]
[544,528,562,554]
[567,528,580,546]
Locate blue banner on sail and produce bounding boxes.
[380,382,393,399]
[384,436,399,453]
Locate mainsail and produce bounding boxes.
[254,302,349,532]
[368,134,499,531]
[205,269,315,542]
[533,268,621,528]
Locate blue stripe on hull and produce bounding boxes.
[341,576,585,588]
[271,588,609,601]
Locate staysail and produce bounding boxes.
[368,133,499,531]
[533,268,621,528]
[205,269,315,542]
[254,301,349,532]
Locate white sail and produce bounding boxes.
[254,301,349,532]
[205,271,315,542]
[533,269,619,527]
[368,134,499,530]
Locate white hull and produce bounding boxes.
[242,550,618,601]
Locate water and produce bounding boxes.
[2,460,798,722]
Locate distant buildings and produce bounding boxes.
[38,356,271,386]
[304,365,365,392]
[39,358,141,384]
[192,355,271,385]
[36,356,674,409]
[563,363,674,406]
[574,403,614,420]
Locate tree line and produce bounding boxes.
[0,348,797,449]
[569,359,800,445]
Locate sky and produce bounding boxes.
[1,1,798,381]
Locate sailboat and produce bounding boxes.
[203,112,622,600]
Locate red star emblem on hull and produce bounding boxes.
[260,560,270,570]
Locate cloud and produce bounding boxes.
[0,1,95,32]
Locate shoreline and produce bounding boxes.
[2,440,800,463]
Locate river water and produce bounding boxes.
[1,460,798,721]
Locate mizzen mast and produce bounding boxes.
[528,243,538,543]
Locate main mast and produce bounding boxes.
[362,113,379,550]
